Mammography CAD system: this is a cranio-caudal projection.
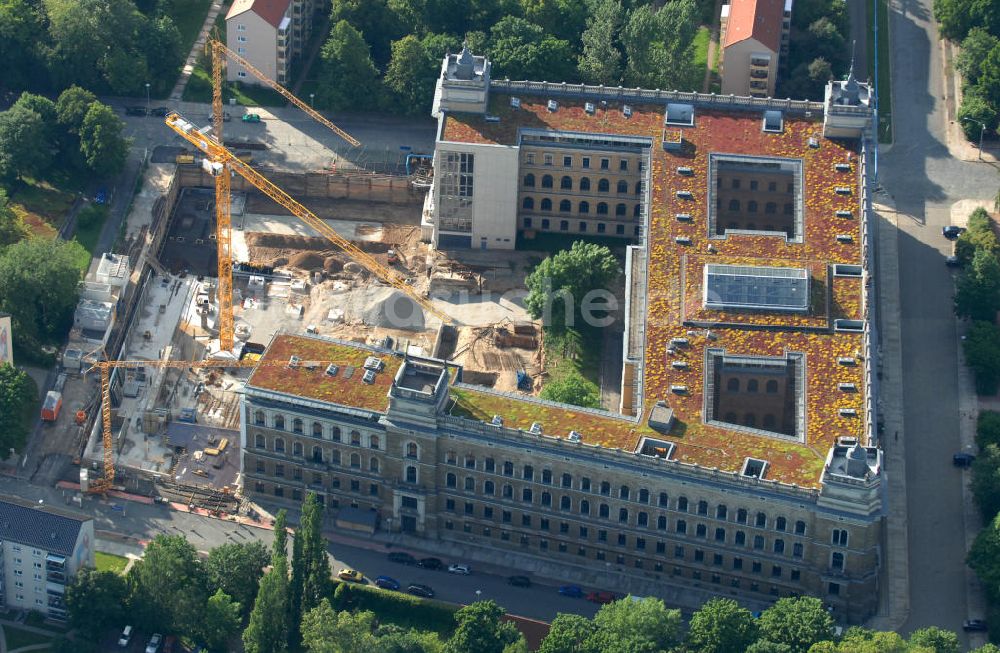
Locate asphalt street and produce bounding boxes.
[876,0,1000,642]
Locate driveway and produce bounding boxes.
[876,0,999,642]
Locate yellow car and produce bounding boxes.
[338,568,363,582]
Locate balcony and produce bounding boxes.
[47,570,67,584]
[750,58,770,68]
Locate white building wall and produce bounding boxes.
[721,39,778,98]
[226,12,278,83]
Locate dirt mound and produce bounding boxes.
[246,233,332,251]
[324,257,343,273]
[288,252,326,270]
[361,288,425,331]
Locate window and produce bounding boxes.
[541,198,552,211]
[562,473,572,488]
[831,552,845,570]
[485,457,495,472]
[657,516,667,530]
[697,500,708,516]
[523,465,534,481]
[695,549,704,562]
[580,177,591,191]
[637,512,648,527]
[676,520,687,534]
[274,415,285,430]
[737,508,748,524]
[560,220,569,231]
[678,496,689,512]
[600,158,610,170]
[503,484,513,498]
[617,224,625,235]
[732,179,741,189]
[579,201,590,214]
[542,492,552,507]
[748,201,758,213]
[747,379,759,393]
[615,203,626,216]
[254,411,265,426]
[772,565,782,578]
[598,223,606,233]
[620,159,628,171]
[237,23,246,30]
[351,431,361,446]
[832,529,849,546]
[597,202,608,215]
[350,453,360,468]
[274,464,284,477]
[581,477,591,492]
[503,461,514,476]
[237,70,247,78]
[580,500,590,515]
[563,156,572,167]
[464,476,474,491]
[560,199,572,212]
[579,221,587,232]
[446,473,457,488]
[795,520,806,535]
[582,157,590,168]
[256,459,265,474]
[659,492,669,507]
[541,175,553,189]
[406,442,419,459]
[753,535,765,550]
[275,438,285,453]
[237,35,247,43]
[445,499,456,512]
[543,219,552,229]
[635,181,642,195]
[752,561,762,574]
[617,180,628,194]
[524,173,535,187]
[542,469,552,484]
[756,513,767,528]
[633,204,641,218]
[733,557,743,570]
[766,202,777,214]
[522,197,534,210]
[561,176,572,190]
[598,179,610,192]
[522,488,533,502]
[696,524,707,538]
[291,418,302,434]
[776,516,787,532]
[524,217,532,228]
[544,153,553,165]
[561,496,571,511]
[484,480,495,495]
[715,527,726,542]
[331,426,341,442]
[793,542,803,558]
[828,582,840,596]
[728,199,740,211]
[522,514,531,527]
[599,504,610,518]
[255,434,265,449]
[774,539,785,554]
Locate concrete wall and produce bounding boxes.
[226,11,279,83]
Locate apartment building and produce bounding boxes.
[719,0,791,98]
[243,52,881,622]
[0,500,95,621]
[225,0,318,85]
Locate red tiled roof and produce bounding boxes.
[723,0,785,53]
[226,0,290,29]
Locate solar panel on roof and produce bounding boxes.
[703,264,809,312]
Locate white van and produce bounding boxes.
[118,625,133,647]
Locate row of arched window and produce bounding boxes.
[523,174,640,195]
[252,451,381,473]
[522,197,641,217]
[252,410,384,449]
[724,378,782,394]
[724,200,794,215]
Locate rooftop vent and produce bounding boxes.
[676,190,693,200]
[676,166,694,176]
[835,187,853,195]
[838,407,858,417]
[529,422,542,435]
[485,114,500,123]
[676,213,693,222]
[836,234,854,243]
[364,356,384,371]
[304,362,318,371]
[288,355,301,368]
[670,384,688,394]
[325,364,339,377]
[835,163,852,172]
[623,105,633,118]
[837,356,857,366]
[741,458,768,479]
[838,382,858,392]
[836,210,853,218]
[547,100,558,112]
[567,431,583,443]
[670,337,689,347]
[833,264,862,277]
[491,414,504,427]
[808,137,819,148]
[834,319,864,333]
[585,102,595,114]
[762,110,783,133]
[675,236,692,245]
[510,97,521,109]
[362,369,377,384]
[665,103,695,126]
[671,361,689,370]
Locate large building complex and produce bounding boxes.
[241,49,882,621]
[225,0,318,85]
[0,500,94,621]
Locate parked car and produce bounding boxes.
[407,583,435,598]
[417,557,444,570]
[942,225,965,240]
[125,106,147,116]
[338,568,364,582]
[374,575,400,590]
[162,635,177,653]
[447,564,471,575]
[94,188,107,204]
[963,619,988,632]
[954,452,976,467]
[507,575,532,587]
[117,625,133,647]
[945,255,962,268]
[145,633,162,653]
[388,551,416,565]
[149,106,170,117]
[242,113,262,123]
[585,591,618,604]
[558,585,584,598]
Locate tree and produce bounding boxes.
[79,102,129,177]
[0,189,24,247]
[968,510,1000,592]
[56,86,98,133]
[127,535,207,637]
[0,103,53,181]
[963,321,1000,395]
[932,0,999,41]
[199,589,242,652]
[524,241,620,328]
[756,597,833,653]
[379,627,446,653]
[747,642,794,653]
[907,627,959,653]
[972,444,1000,520]
[623,0,701,91]
[970,645,1000,653]
[956,206,999,264]
[385,33,459,113]
[333,0,406,65]
[957,93,998,141]
[488,16,576,82]
[978,44,1000,107]
[0,364,34,459]
[537,613,595,653]
[65,567,129,641]
[273,508,288,558]
[978,410,1000,449]
[584,597,681,653]
[301,599,378,652]
[518,0,588,45]
[446,600,520,653]
[806,18,847,69]
[686,598,758,653]
[823,626,908,653]
[143,15,183,94]
[299,493,333,615]
[204,541,269,616]
[244,554,289,653]
[0,0,47,93]
[958,28,1000,84]
[288,526,305,649]
[956,248,1000,322]
[100,47,149,95]
[0,237,84,354]
[539,372,600,408]
[12,93,58,146]
[577,0,624,85]
[317,20,380,111]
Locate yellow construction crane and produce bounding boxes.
[166,112,451,326]
[88,356,352,493]
[206,38,361,352]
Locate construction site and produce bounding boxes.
[39,40,578,513]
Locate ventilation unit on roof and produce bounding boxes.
[567,431,582,443]
[585,102,595,114]
[676,166,693,175]
[835,163,852,172]
[304,362,318,371]
[547,100,558,112]
[838,382,858,392]
[623,105,633,118]
[834,319,864,333]
[676,190,693,200]
[675,236,692,245]
[491,414,504,427]
[325,364,339,377]
[362,369,377,384]
[485,115,500,123]
[741,458,768,479]
[839,408,858,417]
[835,187,853,195]
[836,234,854,243]
[364,356,384,371]
[288,355,301,368]
[670,337,689,347]
[670,384,688,394]
[833,264,862,277]
[675,213,692,222]
[763,110,783,133]
[510,97,521,109]
[671,360,689,370]
[837,356,857,366]
[529,422,542,435]
[836,210,853,218]
[808,137,820,148]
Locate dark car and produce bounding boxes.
[942,225,965,240]
[954,452,976,467]
[407,583,435,598]
[125,106,147,116]
[507,575,532,587]
[374,575,400,590]
[417,557,444,570]
[559,585,584,598]
[964,619,988,632]
[149,106,170,117]
[945,255,962,268]
[585,591,618,604]
[388,551,416,565]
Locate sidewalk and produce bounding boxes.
[169,1,227,102]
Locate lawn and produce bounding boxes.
[9,180,78,238]
[692,26,711,71]
[3,625,55,649]
[542,326,603,398]
[174,0,215,64]
[95,551,129,574]
[867,0,892,143]
[73,205,108,256]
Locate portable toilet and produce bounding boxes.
[41,391,63,422]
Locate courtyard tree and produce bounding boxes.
[65,567,129,640]
[524,241,620,328]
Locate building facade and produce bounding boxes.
[0,500,95,621]
[245,58,882,623]
[225,0,318,85]
[719,0,790,98]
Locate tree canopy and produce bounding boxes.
[756,597,833,653]
[205,541,270,616]
[126,534,207,637]
[65,567,129,641]
[686,598,759,653]
[317,20,380,111]
[524,241,620,328]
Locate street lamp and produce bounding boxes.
[963,117,986,161]
[475,589,482,602]
[310,93,315,108]
[145,82,151,115]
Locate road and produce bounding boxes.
[876,0,999,642]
